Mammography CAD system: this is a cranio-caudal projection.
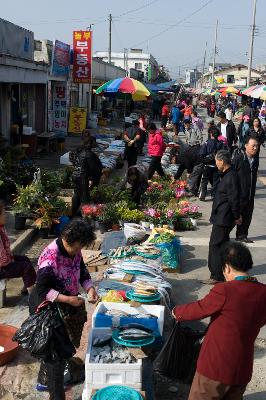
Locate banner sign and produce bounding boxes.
[68,107,87,133]
[72,31,92,83]
[52,40,70,76]
[53,82,68,133]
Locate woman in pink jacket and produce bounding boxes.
[147,123,166,179]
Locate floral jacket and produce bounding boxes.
[37,238,92,302]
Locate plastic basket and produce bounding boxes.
[112,330,155,348]
[92,385,143,400]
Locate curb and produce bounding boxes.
[10,227,38,254]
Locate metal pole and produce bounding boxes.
[108,14,112,64]
[211,20,218,90]
[201,41,207,88]
[247,0,257,87]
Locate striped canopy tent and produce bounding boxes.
[95,77,151,101]
[241,85,262,96]
[247,85,266,100]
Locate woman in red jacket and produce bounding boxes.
[147,123,166,179]
[161,102,169,128]
[173,241,266,400]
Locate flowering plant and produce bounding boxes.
[187,205,202,219]
[144,207,161,223]
[81,204,104,219]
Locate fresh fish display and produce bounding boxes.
[118,328,152,341]
[91,343,136,364]
[105,309,129,317]
[92,334,112,347]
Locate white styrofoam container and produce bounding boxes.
[92,302,165,335]
[85,327,142,389]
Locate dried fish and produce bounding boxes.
[118,328,152,341]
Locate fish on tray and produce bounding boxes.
[118,328,153,341]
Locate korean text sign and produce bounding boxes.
[52,40,70,77]
[68,107,87,133]
[73,31,92,83]
[53,82,68,134]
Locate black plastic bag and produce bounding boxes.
[13,301,75,361]
[153,322,205,384]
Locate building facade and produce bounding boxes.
[185,69,202,87]
[202,64,262,88]
[94,48,159,82]
[0,19,48,142]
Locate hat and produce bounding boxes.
[243,115,250,121]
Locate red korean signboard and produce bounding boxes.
[73,30,92,83]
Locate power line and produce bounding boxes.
[130,0,214,47]
[115,0,160,18]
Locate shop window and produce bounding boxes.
[227,75,234,83]
[135,63,142,70]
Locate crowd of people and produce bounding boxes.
[1,92,266,400]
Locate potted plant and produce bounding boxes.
[98,203,120,231]
[34,200,59,238]
[12,183,41,230]
[81,204,104,228]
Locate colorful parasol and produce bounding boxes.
[241,85,262,96]
[247,85,266,100]
[95,77,150,101]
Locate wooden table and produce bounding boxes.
[37,132,57,154]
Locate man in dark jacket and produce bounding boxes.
[232,136,259,243]
[173,241,266,400]
[70,137,103,216]
[217,111,237,153]
[198,126,224,201]
[205,150,241,284]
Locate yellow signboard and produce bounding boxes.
[68,107,87,133]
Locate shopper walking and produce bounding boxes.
[173,241,266,400]
[161,102,169,128]
[217,111,237,153]
[205,150,241,284]
[184,120,203,147]
[123,120,141,168]
[225,104,233,121]
[147,123,166,179]
[198,126,224,201]
[233,136,259,243]
[191,111,204,134]
[249,117,265,153]
[170,104,182,137]
[30,219,98,399]
[237,115,251,149]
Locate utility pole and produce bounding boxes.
[247,0,257,87]
[211,20,218,91]
[108,14,112,64]
[201,41,207,88]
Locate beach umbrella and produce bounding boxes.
[95,77,150,100]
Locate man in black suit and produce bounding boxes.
[204,150,241,284]
[232,136,259,243]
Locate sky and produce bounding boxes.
[2,0,266,78]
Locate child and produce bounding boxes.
[0,201,36,294]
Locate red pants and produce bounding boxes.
[0,255,36,288]
[189,372,247,400]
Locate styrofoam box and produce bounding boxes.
[92,302,165,335]
[85,327,142,389]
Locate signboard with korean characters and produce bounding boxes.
[53,82,68,134]
[51,40,70,77]
[68,107,87,133]
[73,30,92,83]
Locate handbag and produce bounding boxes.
[13,301,75,361]
[153,322,205,383]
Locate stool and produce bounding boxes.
[0,280,7,308]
